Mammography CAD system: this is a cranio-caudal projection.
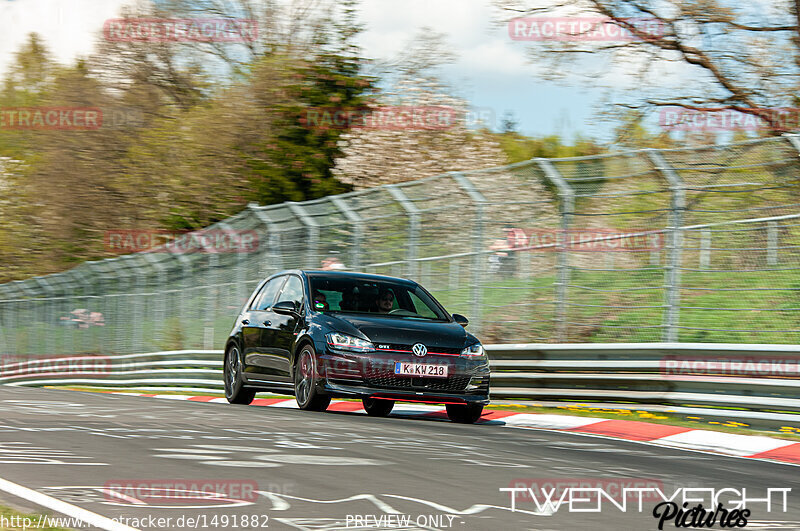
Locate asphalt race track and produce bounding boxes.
[0,386,799,531]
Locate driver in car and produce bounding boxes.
[374,289,394,313]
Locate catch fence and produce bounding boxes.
[2,135,800,356]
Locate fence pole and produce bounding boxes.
[767,221,778,266]
[174,254,192,349]
[144,254,167,348]
[536,159,573,343]
[331,197,363,271]
[248,204,281,275]
[12,281,33,355]
[287,203,319,270]
[386,185,421,281]
[700,229,711,270]
[647,150,685,343]
[33,278,55,355]
[451,172,487,335]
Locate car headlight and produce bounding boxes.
[326,332,374,352]
[461,343,486,359]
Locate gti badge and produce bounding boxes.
[412,343,427,357]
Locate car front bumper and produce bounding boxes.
[322,380,490,405]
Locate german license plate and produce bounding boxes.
[394,362,448,378]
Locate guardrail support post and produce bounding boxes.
[536,159,573,342]
[648,150,685,343]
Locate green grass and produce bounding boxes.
[0,505,71,531]
[432,267,800,344]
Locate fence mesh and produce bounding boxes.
[3,135,800,356]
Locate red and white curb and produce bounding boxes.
[110,392,800,466]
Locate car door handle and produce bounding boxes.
[263,320,271,327]
[241,319,250,325]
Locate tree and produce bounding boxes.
[497,0,800,132]
[332,29,507,188]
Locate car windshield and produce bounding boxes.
[308,275,449,321]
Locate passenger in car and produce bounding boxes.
[312,291,329,311]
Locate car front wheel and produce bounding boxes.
[362,397,394,417]
[224,345,256,405]
[294,345,331,411]
[446,403,484,424]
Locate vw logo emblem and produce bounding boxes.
[412,343,427,357]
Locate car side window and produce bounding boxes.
[277,275,304,310]
[408,291,437,318]
[251,277,285,311]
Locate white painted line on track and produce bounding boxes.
[499,413,606,429]
[654,429,798,457]
[0,475,140,531]
[268,400,300,408]
[151,395,191,400]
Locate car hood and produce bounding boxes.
[323,314,470,349]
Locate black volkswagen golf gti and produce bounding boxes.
[223,270,490,423]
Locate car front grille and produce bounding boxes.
[364,366,470,392]
[377,344,462,355]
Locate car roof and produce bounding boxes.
[272,269,417,285]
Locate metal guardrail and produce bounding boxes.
[3,344,799,419]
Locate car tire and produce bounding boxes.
[446,403,484,424]
[294,345,331,411]
[362,397,394,417]
[224,345,256,405]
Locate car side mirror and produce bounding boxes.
[273,300,299,315]
[452,314,469,327]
